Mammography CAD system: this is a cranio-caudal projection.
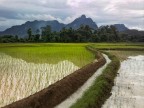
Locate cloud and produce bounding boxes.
[0,18,25,31]
[16,14,58,21]
[0,0,143,31]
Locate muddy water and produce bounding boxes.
[102,55,144,108]
[0,53,79,107]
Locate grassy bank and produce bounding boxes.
[0,43,94,67]
[71,46,120,108]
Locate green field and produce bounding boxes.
[70,43,144,108]
[107,50,144,61]
[91,43,144,61]
[0,43,143,66]
[0,43,144,107]
[0,43,95,107]
[91,43,144,50]
[0,43,94,67]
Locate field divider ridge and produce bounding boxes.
[70,45,120,108]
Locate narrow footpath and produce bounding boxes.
[55,54,111,108]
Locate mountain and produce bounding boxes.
[66,15,98,29]
[0,15,134,38]
[114,24,129,32]
[0,15,98,38]
[0,20,65,38]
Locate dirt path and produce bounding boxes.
[55,54,111,108]
[102,55,144,108]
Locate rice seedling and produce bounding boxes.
[0,43,95,107]
[91,43,144,61]
[0,53,79,107]
[0,43,94,67]
[91,43,144,50]
[1,45,106,108]
[106,50,144,61]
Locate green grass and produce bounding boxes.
[0,43,94,67]
[91,43,144,50]
[91,43,144,61]
[107,50,144,61]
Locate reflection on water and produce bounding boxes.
[103,55,144,108]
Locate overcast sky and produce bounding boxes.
[0,0,144,31]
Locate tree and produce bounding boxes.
[84,25,92,41]
[14,35,19,42]
[36,29,40,35]
[34,29,40,42]
[110,25,119,42]
[41,25,51,42]
[76,25,92,42]
[27,28,32,40]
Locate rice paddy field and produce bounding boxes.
[0,43,144,108]
[107,51,144,61]
[0,43,94,67]
[91,43,144,108]
[92,43,144,61]
[91,43,144,50]
[102,55,144,108]
[0,43,94,107]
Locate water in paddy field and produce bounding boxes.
[102,55,144,108]
[0,53,79,107]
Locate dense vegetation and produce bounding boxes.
[0,43,94,67]
[0,25,143,43]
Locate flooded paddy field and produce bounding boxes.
[103,55,144,108]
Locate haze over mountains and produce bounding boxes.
[0,15,138,38]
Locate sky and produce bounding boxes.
[0,0,144,31]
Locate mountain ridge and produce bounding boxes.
[0,15,135,38]
[0,15,99,38]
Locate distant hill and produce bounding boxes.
[122,29,144,42]
[0,15,143,39]
[0,20,65,38]
[0,15,98,38]
[66,15,98,30]
[114,24,129,32]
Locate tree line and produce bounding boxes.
[0,25,143,43]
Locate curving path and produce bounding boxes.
[55,54,111,108]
